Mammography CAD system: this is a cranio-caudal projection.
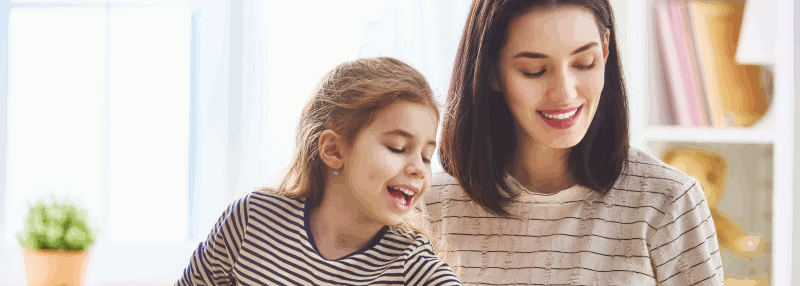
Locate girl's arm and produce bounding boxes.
[420,263,462,286]
[405,237,462,286]
[175,195,250,286]
[649,181,724,286]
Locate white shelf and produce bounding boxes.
[616,0,795,284]
[641,126,776,144]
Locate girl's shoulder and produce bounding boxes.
[384,227,442,260]
[384,226,428,247]
[232,188,308,216]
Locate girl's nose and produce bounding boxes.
[405,157,425,178]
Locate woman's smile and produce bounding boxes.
[538,105,583,129]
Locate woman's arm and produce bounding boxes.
[649,181,724,286]
[175,195,250,286]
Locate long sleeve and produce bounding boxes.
[176,196,249,286]
[404,235,462,286]
[648,180,724,285]
[421,263,462,286]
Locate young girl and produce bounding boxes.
[424,0,723,285]
[177,57,460,285]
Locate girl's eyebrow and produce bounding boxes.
[382,128,437,147]
[513,42,600,59]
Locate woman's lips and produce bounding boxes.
[538,106,580,115]
[538,105,582,129]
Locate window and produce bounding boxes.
[5,0,191,244]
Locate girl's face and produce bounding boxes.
[490,6,609,150]
[341,101,438,227]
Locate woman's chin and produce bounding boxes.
[540,124,590,149]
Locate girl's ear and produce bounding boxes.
[318,130,345,170]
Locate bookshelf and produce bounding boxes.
[612,0,794,284]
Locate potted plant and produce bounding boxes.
[16,196,95,286]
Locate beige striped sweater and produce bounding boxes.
[421,148,724,285]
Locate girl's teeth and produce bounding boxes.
[393,187,414,197]
[398,196,406,205]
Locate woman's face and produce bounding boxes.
[491,6,609,150]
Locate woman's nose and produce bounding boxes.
[549,67,578,101]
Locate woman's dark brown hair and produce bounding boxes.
[439,0,629,216]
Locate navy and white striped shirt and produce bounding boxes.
[177,190,461,285]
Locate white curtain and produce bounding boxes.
[190,0,270,237]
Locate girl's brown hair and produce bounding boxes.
[440,0,630,217]
[269,57,453,265]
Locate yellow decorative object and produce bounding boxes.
[690,0,769,127]
[662,147,768,285]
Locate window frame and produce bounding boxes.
[0,1,201,284]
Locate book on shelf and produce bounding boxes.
[654,0,692,126]
[653,0,768,127]
[678,1,713,127]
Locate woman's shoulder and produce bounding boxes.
[432,171,459,186]
[615,147,700,199]
[425,172,470,204]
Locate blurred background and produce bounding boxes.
[0,0,795,285]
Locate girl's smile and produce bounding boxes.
[386,184,420,211]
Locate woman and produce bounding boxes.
[423,0,723,285]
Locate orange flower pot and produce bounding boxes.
[21,249,89,286]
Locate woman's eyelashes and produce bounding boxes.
[520,60,596,78]
[523,69,546,78]
[575,61,596,70]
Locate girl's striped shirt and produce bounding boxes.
[176,190,461,286]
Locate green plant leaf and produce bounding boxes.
[65,226,88,250]
[16,195,95,250]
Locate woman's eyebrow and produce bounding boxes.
[512,42,599,59]
[570,42,599,55]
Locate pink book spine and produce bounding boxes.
[655,1,691,126]
[668,1,702,126]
